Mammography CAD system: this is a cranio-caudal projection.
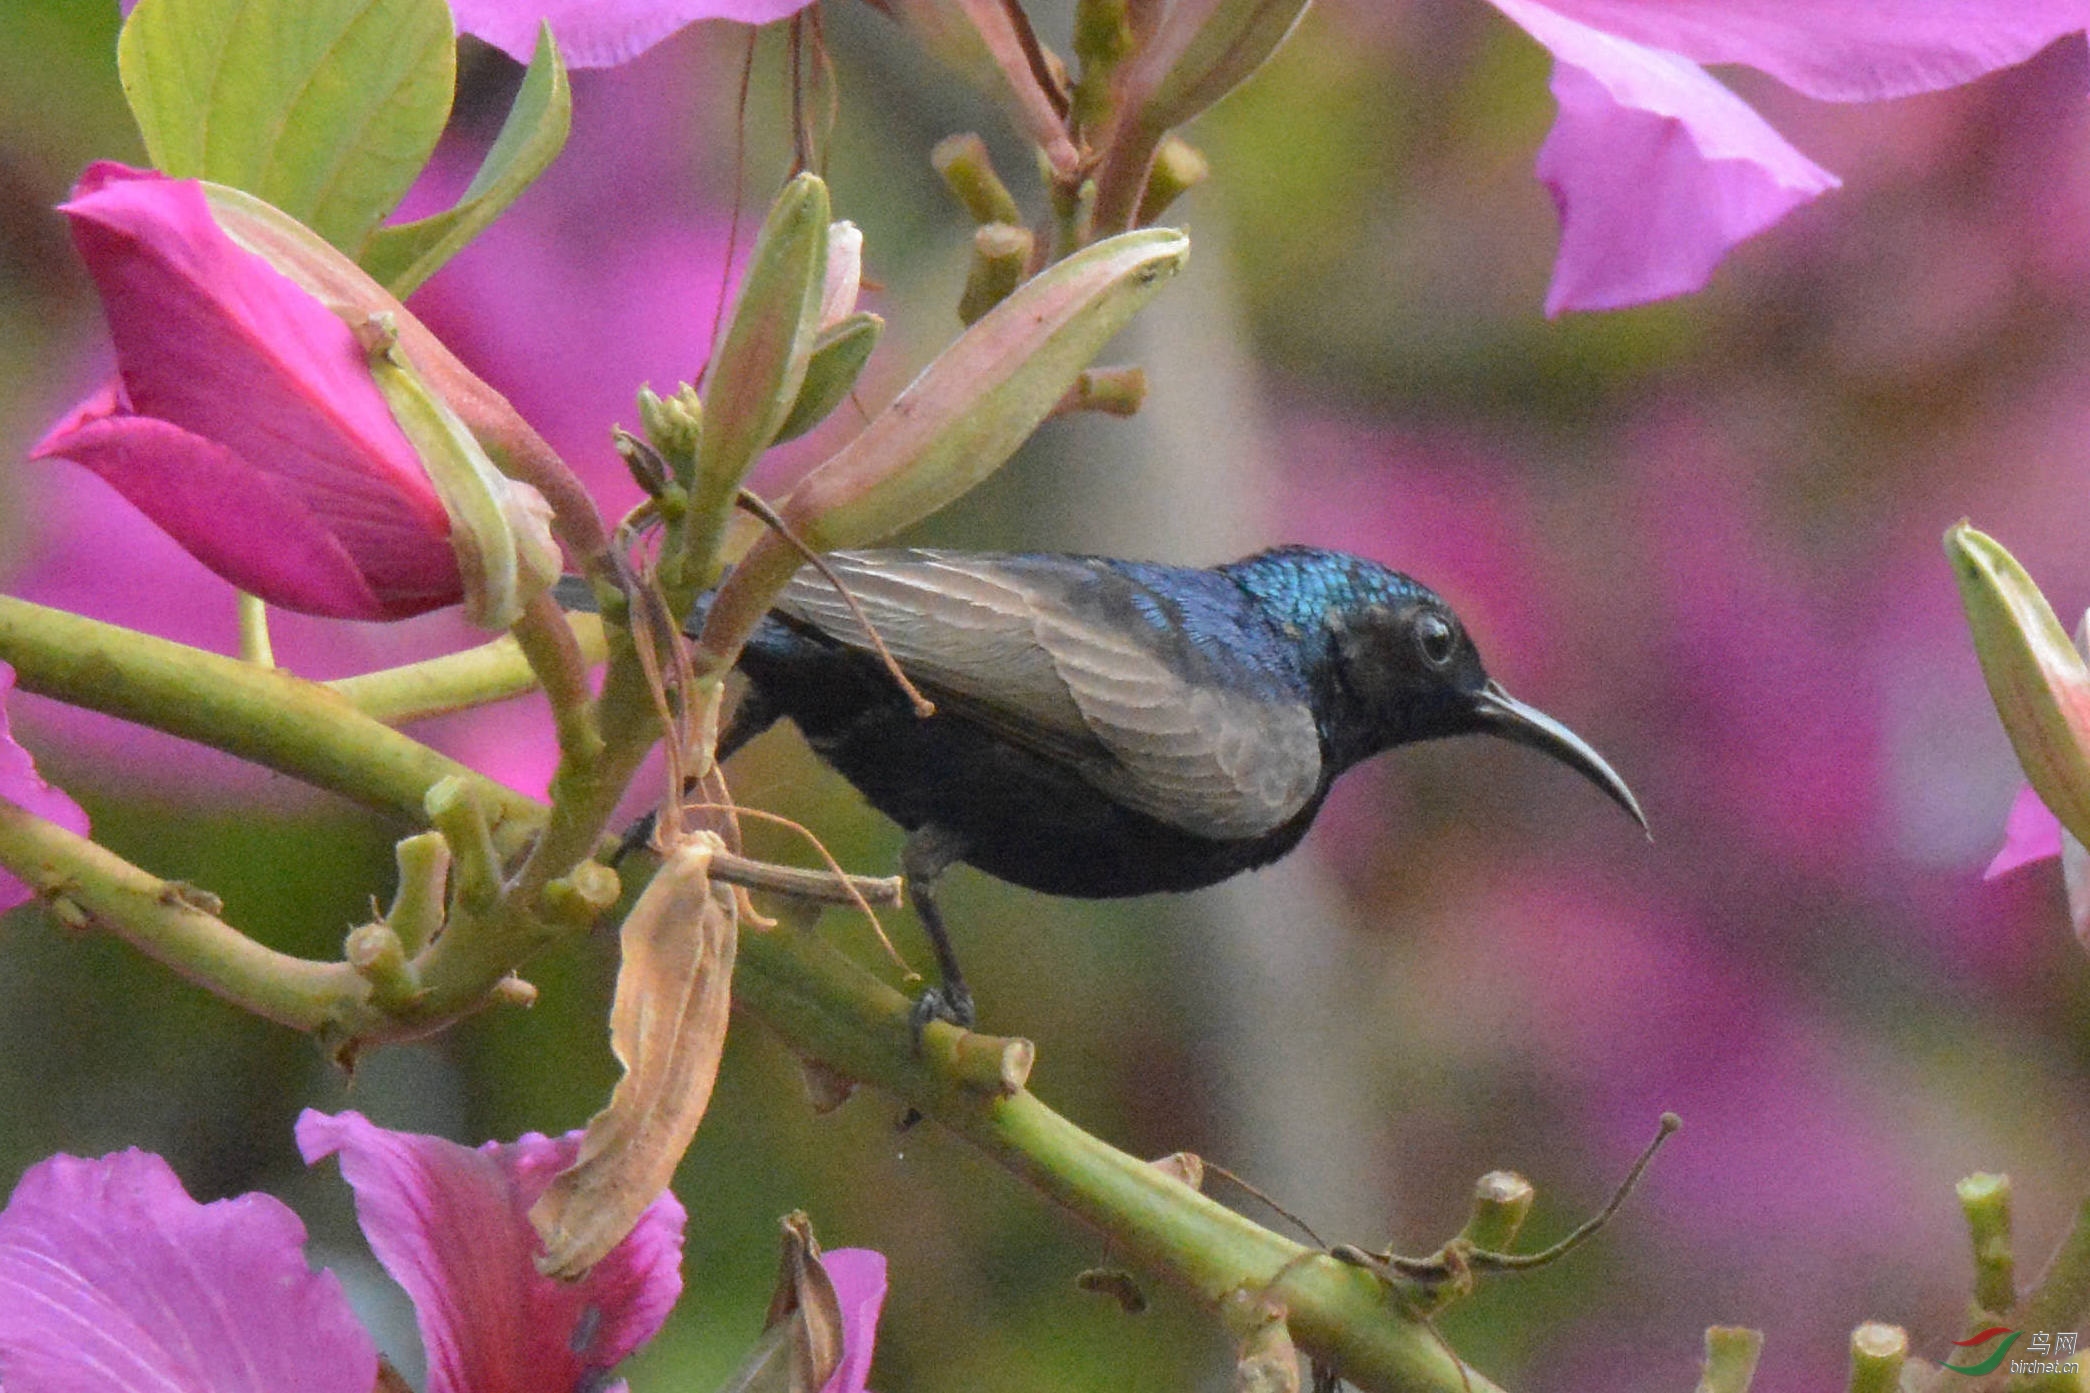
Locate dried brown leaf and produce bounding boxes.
[768,1211,847,1393]
[531,838,738,1277]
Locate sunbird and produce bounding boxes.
[568,546,1644,1027]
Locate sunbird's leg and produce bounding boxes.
[902,824,976,1037]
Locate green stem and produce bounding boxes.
[1847,1324,1904,1393]
[1695,1328,1763,1393]
[510,590,604,767]
[0,596,541,833]
[731,911,1498,1393]
[327,613,607,725]
[1959,1172,2017,1318]
[502,629,665,905]
[1091,114,1163,237]
[236,593,274,668]
[0,798,363,1030]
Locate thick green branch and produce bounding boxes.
[327,611,607,725]
[0,596,541,832]
[0,595,678,1039]
[0,799,365,1031]
[731,911,1501,1393]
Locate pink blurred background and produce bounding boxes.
[3,4,2089,1389]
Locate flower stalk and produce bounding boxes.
[326,613,609,727]
[731,901,1499,1393]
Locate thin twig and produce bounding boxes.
[1200,1159,1329,1251]
[705,27,762,389]
[678,800,908,972]
[1467,1113,1680,1273]
[789,12,811,175]
[810,5,838,181]
[709,848,902,907]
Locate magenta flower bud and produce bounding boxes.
[32,163,467,622]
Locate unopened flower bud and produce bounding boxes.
[637,382,704,483]
[775,313,885,444]
[819,221,864,330]
[1948,523,2090,849]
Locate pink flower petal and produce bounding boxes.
[0,1150,377,1393]
[46,164,460,618]
[0,661,89,914]
[1529,0,2089,103]
[1490,0,1840,314]
[816,1248,887,1393]
[295,1110,685,1393]
[1987,783,2064,879]
[451,0,816,67]
[31,385,407,621]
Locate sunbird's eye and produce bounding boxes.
[1416,612,1456,668]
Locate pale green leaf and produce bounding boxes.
[359,23,570,297]
[118,0,454,253]
[773,313,882,444]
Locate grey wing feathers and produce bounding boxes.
[775,550,1322,839]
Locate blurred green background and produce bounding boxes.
[6,2,2090,1388]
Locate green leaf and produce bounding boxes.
[118,0,454,254]
[773,313,883,445]
[359,23,571,298]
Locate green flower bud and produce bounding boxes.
[1947,522,2090,848]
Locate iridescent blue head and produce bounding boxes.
[1222,546,1646,829]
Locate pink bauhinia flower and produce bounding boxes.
[450,0,817,68]
[297,1110,686,1392]
[1482,0,2089,314]
[0,1110,886,1393]
[31,164,468,622]
[0,661,89,914]
[0,1147,378,1393]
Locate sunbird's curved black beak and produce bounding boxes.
[1472,680,1648,833]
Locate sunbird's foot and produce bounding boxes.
[907,980,978,1050]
